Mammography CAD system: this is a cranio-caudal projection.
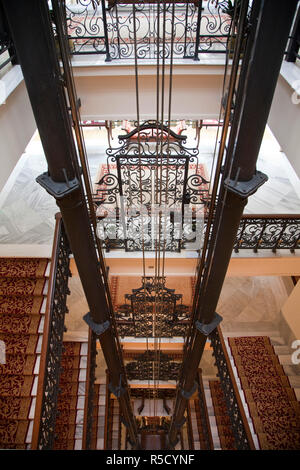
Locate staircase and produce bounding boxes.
[110,398,121,450]
[94,382,106,450]
[223,332,300,450]
[53,341,88,450]
[0,257,50,449]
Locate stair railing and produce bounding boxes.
[196,369,214,450]
[210,326,256,450]
[31,213,72,449]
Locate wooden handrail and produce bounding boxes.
[103,369,111,450]
[216,326,256,450]
[31,213,63,450]
[186,401,194,450]
[241,213,300,220]
[197,368,214,450]
[82,327,93,450]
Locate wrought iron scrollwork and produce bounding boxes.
[126,350,180,381]
[234,215,300,253]
[63,0,234,60]
[65,0,111,59]
[116,276,190,338]
[94,129,210,252]
[36,218,71,449]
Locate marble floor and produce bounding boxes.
[0,124,299,246]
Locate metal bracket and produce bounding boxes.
[36,171,80,200]
[195,312,223,336]
[108,374,126,398]
[174,416,186,428]
[83,312,110,336]
[224,170,268,198]
[120,416,129,428]
[181,381,198,400]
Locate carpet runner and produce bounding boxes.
[228,336,300,450]
[53,341,88,450]
[192,398,212,450]
[209,380,236,450]
[0,257,48,450]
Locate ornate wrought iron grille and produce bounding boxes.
[115,276,190,337]
[234,214,300,253]
[210,327,254,450]
[94,127,209,252]
[64,0,233,60]
[36,218,72,449]
[126,351,181,380]
[65,0,111,59]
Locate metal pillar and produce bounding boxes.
[168,0,298,448]
[2,0,138,448]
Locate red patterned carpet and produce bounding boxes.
[209,380,236,450]
[193,398,212,450]
[54,341,87,450]
[228,336,300,450]
[0,258,47,449]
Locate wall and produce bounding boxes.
[73,64,224,120]
[281,280,300,342]
[70,254,300,277]
[268,70,300,178]
[0,78,36,191]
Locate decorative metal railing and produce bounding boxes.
[210,326,255,450]
[31,214,72,450]
[82,329,98,449]
[234,214,300,253]
[65,0,233,61]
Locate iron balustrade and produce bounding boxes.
[210,326,255,450]
[95,204,300,253]
[31,214,72,450]
[64,0,233,60]
[234,214,300,253]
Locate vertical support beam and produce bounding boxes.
[286,4,300,63]
[0,2,18,66]
[2,0,138,448]
[101,0,112,62]
[193,0,202,61]
[168,0,298,448]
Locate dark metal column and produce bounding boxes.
[168,0,298,448]
[2,0,138,448]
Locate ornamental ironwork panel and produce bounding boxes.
[234,215,300,253]
[131,388,176,399]
[94,126,210,252]
[65,0,111,59]
[37,219,72,450]
[64,1,233,60]
[115,276,190,338]
[210,327,253,450]
[126,350,180,381]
